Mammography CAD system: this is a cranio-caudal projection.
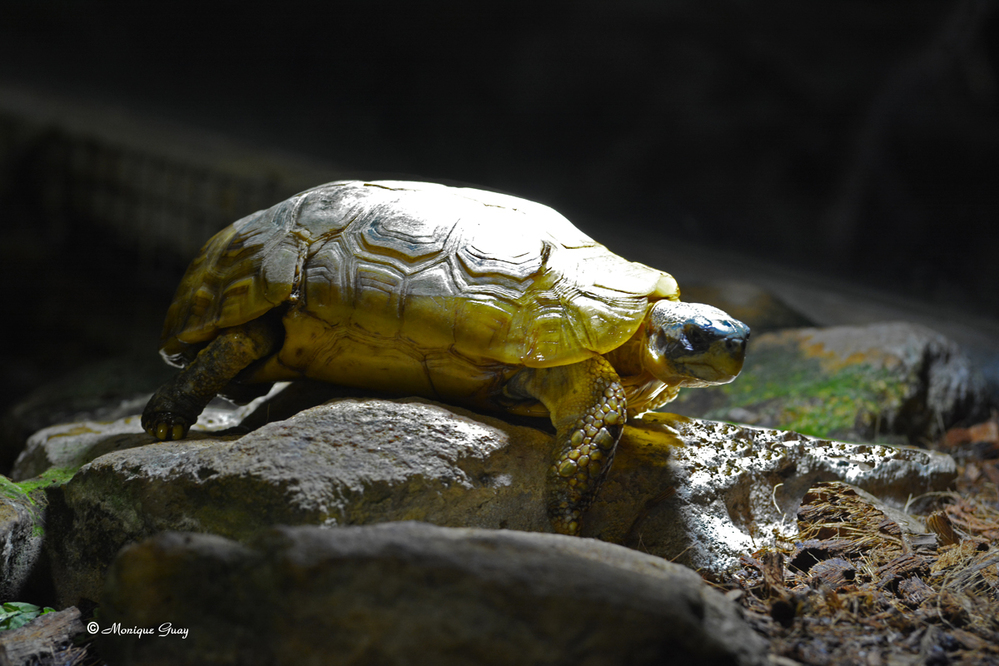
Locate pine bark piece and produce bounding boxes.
[925,510,959,546]
[876,554,930,591]
[897,576,935,607]
[808,558,857,590]
[0,607,84,666]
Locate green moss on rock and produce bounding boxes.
[704,344,908,439]
[1,466,79,507]
[664,324,973,444]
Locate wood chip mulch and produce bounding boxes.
[724,416,999,666]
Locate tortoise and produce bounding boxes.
[142,180,749,535]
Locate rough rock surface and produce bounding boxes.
[41,397,956,607]
[598,412,955,575]
[10,387,285,482]
[98,522,770,666]
[669,322,991,444]
[0,483,46,601]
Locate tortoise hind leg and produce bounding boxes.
[142,319,279,441]
[507,356,627,535]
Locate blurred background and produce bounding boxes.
[1,0,998,414]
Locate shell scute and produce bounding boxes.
[453,298,517,360]
[453,243,540,305]
[351,262,406,337]
[301,237,355,326]
[518,304,583,365]
[458,218,544,280]
[359,208,453,264]
[291,189,355,241]
[398,264,461,351]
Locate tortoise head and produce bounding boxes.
[641,300,750,388]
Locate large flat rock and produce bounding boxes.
[98,522,770,666]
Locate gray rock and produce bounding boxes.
[0,477,50,601]
[0,355,174,473]
[98,522,769,666]
[669,322,991,444]
[43,397,956,607]
[10,386,286,482]
[595,412,955,577]
[43,398,551,606]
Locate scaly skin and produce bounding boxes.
[512,356,627,535]
[141,319,278,440]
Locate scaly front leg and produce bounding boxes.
[510,356,627,535]
[142,319,278,441]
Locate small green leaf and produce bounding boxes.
[0,602,46,631]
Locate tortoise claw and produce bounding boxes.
[142,412,192,441]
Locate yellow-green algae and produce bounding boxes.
[0,467,79,505]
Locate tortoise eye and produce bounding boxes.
[684,324,708,348]
[655,330,667,352]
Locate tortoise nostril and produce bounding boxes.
[726,337,747,353]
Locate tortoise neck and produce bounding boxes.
[604,326,682,414]
[622,374,679,415]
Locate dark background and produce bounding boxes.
[1,0,998,411]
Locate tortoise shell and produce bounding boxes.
[160,180,679,408]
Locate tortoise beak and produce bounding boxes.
[719,320,750,361]
[705,324,749,382]
[677,321,749,386]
